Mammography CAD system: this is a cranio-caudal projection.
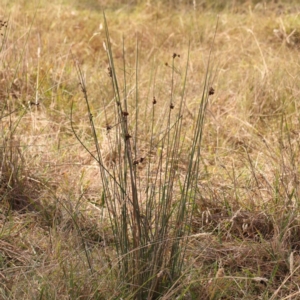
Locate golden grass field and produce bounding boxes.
[0,0,300,299]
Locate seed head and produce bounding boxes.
[209,87,215,96]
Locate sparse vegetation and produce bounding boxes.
[0,0,300,299]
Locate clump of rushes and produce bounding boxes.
[72,12,217,299]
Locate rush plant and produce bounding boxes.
[72,12,217,299]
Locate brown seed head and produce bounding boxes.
[125,134,131,140]
[209,87,215,96]
[107,67,112,77]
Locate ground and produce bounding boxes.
[0,0,300,299]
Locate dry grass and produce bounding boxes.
[0,0,300,299]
